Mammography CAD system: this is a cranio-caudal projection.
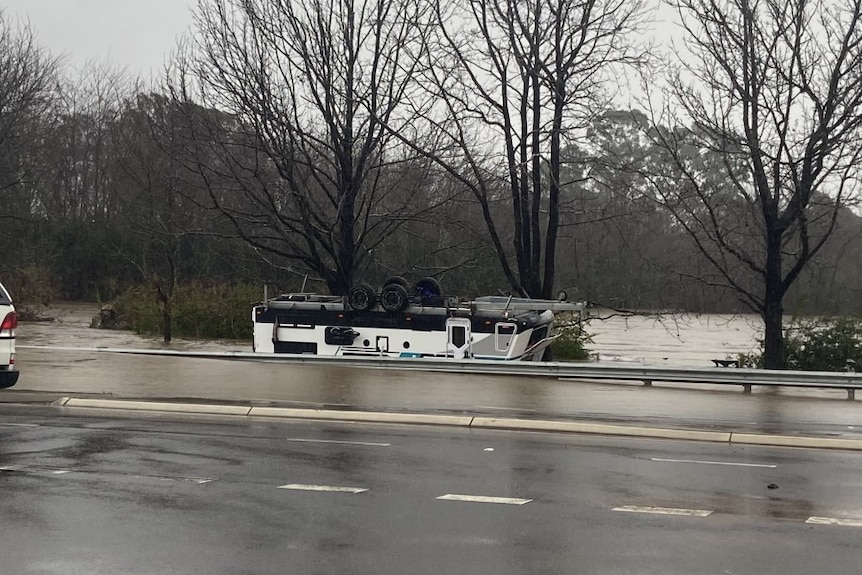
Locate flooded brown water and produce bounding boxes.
[589,311,762,367]
[18,303,762,368]
[18,303,249,352]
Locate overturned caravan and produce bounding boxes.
[252,280,584,361]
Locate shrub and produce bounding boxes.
[109,282,262,340]
[737,317,862,371]
[551,313,592,361]
[1,266,61,320]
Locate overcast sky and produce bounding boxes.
[0,0,196,77]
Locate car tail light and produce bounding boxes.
[1,311,17,338]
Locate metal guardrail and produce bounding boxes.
[20,345,862,400]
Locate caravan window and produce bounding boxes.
[495,322,516,352]
[451,325,467,348]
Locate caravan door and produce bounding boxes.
[445,317,472,359]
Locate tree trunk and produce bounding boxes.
[542,72,565,300]
[162,299,173,343]
[762,232,784,369]
[762,298,783,369]
[153,272,174,343]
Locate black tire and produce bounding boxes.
[383,275,409,289]
[380,283,409,313]
[348,283,376,311]
[414,276,443,298]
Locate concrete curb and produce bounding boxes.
[729,432,862,451]
[54,397,862,451]
[60,398,252,416]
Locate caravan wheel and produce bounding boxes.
[380,283,409,312]
[415,277,443,298]
[348,283,376,311]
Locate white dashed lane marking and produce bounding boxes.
[278,483,369,494]
[1,465,73,475]
[806,516,862,527]
[437,494,532,505]
[285,438,391,447]
[137,475,215,484]
[651,458,777,468]
[613,505,713,517]
[2,465,214,484]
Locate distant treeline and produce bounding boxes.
[2,92,861,315]
[3,113,860,317]
[2,4,862,322]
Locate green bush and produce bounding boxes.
[1,266,60,305]
[551,313,592,361]
[737,317,862,371]
[1,266,61,320]
[110,282,262,340]
[735,350,763,369]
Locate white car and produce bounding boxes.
[0,282,19,388]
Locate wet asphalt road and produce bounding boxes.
[2,404,862,575]
[3,306,861,574]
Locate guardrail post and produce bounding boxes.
[643,380,652,387]
[743,384,752,394]
[848,389,856,400]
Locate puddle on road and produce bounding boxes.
[704,491,816,520]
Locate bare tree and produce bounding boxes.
[0,11,58,225]
[27,62,134,300]
[648,0,862,368]
[174,0,446,295]
[36,61,128,224]
[399,0,649,298]
[113,92,225,342]
[578,110,747,312]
